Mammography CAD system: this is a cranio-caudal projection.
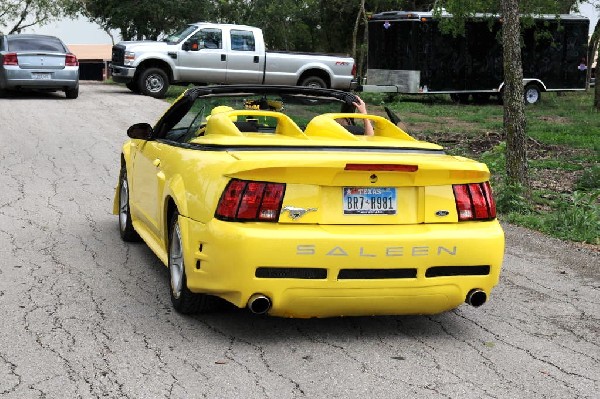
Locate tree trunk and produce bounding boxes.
[501,0,530,189]
[591,18,600,111]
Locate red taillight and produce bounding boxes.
[345,163,418,172]
[3,53,18,66]
[452,182,496,221]
[351,63,357,77]
[65,53,78,66]
[216,179,285,222]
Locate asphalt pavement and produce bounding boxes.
[0,82,598,398]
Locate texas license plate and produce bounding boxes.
[32,73,51,80]
[343,187,397,215]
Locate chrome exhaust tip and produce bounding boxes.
[466,289,487,307]
[247,294,272,315]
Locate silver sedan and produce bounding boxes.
[0,34,79,98]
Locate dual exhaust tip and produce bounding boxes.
[248,290,487,315]
[247,294,272,315]
[466,289,487,307]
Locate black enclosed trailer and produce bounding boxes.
[363,11,590,104]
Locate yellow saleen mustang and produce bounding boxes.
[113,85,504,318]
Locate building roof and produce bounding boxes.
[67,44,112,61]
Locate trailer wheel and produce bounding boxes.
[524,84,541,105]
[472,93,491,103]
[450,93,470,104]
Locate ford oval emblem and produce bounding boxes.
[435,210,450,217]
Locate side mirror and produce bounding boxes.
[183,39,200,51]
[127,123,154,140]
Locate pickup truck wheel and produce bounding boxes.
[138,67,169,98]
[300,76,327,89]
[126,81,141,93]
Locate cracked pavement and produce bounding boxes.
[0,83,598,398]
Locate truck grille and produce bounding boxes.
[111,45,125,66]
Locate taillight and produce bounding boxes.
[3,53,18,65]
[65,53,78,66]
[351,63,357,77]
[216,179,285,222]
[453,182,497,221]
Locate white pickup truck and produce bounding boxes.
[110,23,357,98]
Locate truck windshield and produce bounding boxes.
[164,25,198,44]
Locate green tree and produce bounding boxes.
[432,0,586,189]
[69,0,215,40]
[0,0,69,34]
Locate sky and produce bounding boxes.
[14,2,600,45]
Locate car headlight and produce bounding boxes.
[124,51,135,66]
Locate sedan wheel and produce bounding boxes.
[169,221,185,300]
[118,168,140,242]
[168,211,213,314]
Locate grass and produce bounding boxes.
[363,90,599,245]
[150,82,600,245]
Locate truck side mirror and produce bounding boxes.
[127,123,154,140]
[183,39,200,51]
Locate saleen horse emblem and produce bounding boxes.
[282,206,317,220]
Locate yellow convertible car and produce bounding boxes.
[114,85,504,318]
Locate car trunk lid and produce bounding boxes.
[222,150,490,225]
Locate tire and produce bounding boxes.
[524,84,541,105]
[138,67,169,98]
[300,76,327,89]
[65,86,79,99]
[472,93,491,103]
[118,167,141,242]
[450,93,470,104]
[126,81,141,93]
[168,210,213,314]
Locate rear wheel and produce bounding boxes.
[472,93,491,103]
[138,67,169,98]
[169,210,213,314]
[450,93,470,104]
[300,76,327,89]
[65,86,79,99]
[524,84,541,105]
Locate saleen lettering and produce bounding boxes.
[296,245,457,256]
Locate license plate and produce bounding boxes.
[343,187,397,215]
[32,73,51,80]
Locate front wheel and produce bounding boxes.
[524,84,541,105]
[138,67,169,98]
[126,81,141,93]
[168,211,213,314]
[118,167,140,242]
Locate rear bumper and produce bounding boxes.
[1,66,78,90]
[179,217,505,317]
